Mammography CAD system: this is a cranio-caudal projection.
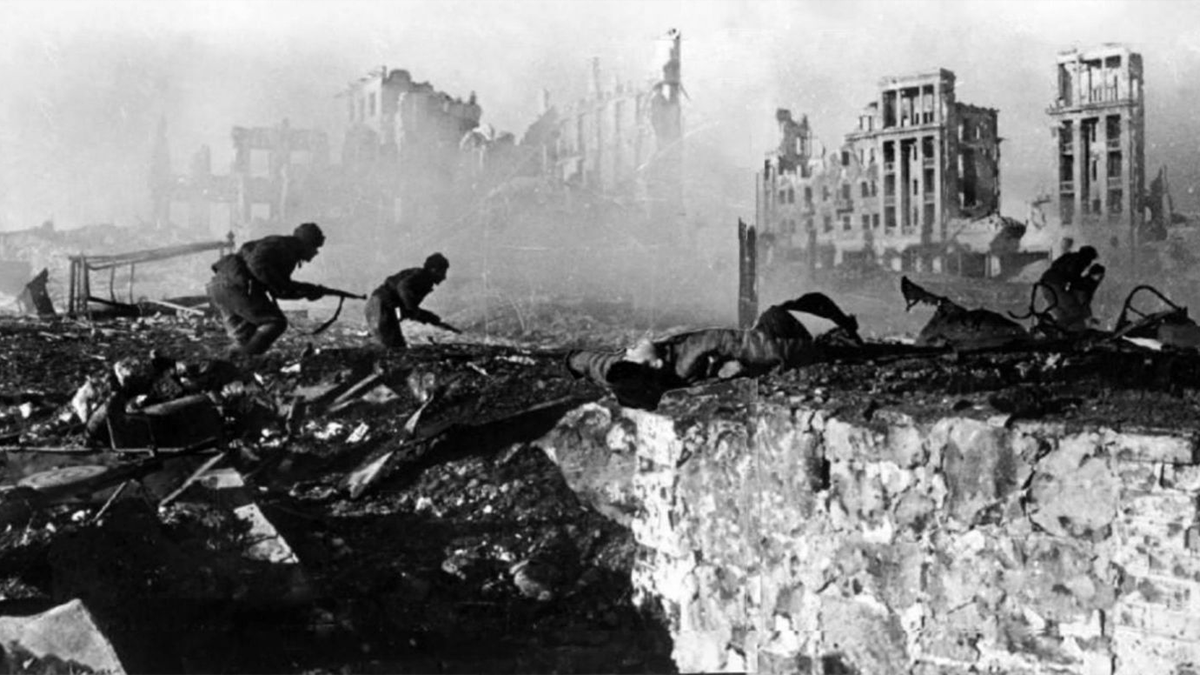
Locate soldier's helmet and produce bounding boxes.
[424,252,449,272]
[294,222,326,249]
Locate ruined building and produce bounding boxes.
[758,69,1009,277]
[508,29,685,239]
[148,118,331,238]
[339,67,482,238]
[1047,44,1145,255]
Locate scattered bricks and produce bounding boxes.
[1104,430,1198,465]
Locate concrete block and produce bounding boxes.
[1105,430,1197,465]
[0,599,125,674]
[1028,440,1119,539]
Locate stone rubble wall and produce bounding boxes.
[536,401,1200,674]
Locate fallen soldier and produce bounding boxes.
[900,277,1029,349]
[565,293,862,410]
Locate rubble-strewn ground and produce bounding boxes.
[0,309,675,674]
[1,298,1198,674]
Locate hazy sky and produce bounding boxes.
[2,0,1199,231]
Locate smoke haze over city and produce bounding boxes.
[3,0,1199,233]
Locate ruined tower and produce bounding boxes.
[1047,45,1145,256]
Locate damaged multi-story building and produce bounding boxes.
[1046,44,1145,256]
[485,29,686,242]
[148,118,332,237]
[338,67,483,240]
[757,68,1019,278]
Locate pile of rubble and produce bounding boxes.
[3,257,1200,672]
[0,312,674,673]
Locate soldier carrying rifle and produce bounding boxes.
[207,222,360,356]
[365,252,457,351]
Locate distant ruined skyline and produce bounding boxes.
[2,0,1198,231]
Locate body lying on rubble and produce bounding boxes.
[900,276,1029,350]
[75,352,244,449]
[365,253,452,350]
[565,293,862,410]
[207,222,331,357]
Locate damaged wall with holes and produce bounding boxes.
[537,401,1200,674]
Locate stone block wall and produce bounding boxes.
[537,401,1200,674]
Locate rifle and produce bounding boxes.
[307,285,367,335]
[310,284,367,301]
[411,309,462,335]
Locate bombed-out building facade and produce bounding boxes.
[1048,44,1145,255]
[145,30,686,294]
[757,68,1010,278]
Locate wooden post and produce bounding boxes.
[738,218,758,329]
[67,258,77,316]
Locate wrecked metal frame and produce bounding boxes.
[67,238,234,318]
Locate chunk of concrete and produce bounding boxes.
[0,598,125,674]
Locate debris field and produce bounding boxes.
[1,296,1199,673]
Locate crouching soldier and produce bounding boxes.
[1037,245,1105,333]
[566,293,861,410]
[365,253,453,350]
[207,222,329,356]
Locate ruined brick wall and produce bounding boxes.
[538,401,1200,674]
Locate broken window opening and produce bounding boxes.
[804,187,813,205]
[861,183,869,198]
[883,90,897,128]
[872,213,880,229]
[1107,153,1122,178]
[842,183,852,202]
[1106,115,1122,147]
[841,150,850,166]
[861,214,870,230]
[842,215,852,231]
